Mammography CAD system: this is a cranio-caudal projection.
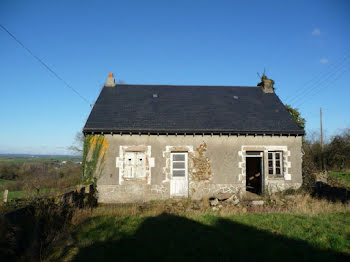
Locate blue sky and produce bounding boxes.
[0,0,349,154]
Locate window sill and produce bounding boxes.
[121,177,148,185]
[123,177,147,181]
[267,175,285,180]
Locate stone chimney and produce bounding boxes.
[105,72,116,87]
[259,77,275,93]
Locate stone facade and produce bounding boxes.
[91,134,303,203]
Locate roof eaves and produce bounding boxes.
[82,128,305,136]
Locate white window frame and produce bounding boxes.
[268,151,283,176]
[123,151,146,179]
[170,152,188,179]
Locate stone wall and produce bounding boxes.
[93,134,303,203]
[97,184,168,203]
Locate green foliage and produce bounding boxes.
[302,128,350,185]
[325,130,350,171]
[82,135,107,185]
[285,104,306,130]
[301,141,317,191]
[328,171,350,189]
[0,197,78,261]
[81,135,91,184]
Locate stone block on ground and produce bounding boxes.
[3,189,8,203]
[233,199,240,205]
[284,195,296,200]
[210,198,219,206]
[251,200,264,206]
[226,194,238,202]
[213,193,233,201]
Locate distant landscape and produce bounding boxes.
[0,154,81,161]
[0,154,82,202]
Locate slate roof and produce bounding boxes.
[83,84,304,135]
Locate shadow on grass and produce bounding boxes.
[313,181,350,202]
[72,213,349,262]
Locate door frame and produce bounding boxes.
[245,151,264,194]
[170,152,189,198]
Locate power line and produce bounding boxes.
[295,68,348,108]
[285,53,350,105]
[293,65,349,107]
[286,61,349,108]
[0,23,91,106]
[285,53,349,104]
[290,59,349,106]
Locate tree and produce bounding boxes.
[68,132,84,155]
[325,128,350,170]
[285,104,306,130]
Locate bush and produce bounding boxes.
[302,142,317,192]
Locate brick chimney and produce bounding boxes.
[105,72,116,87]
[261,78,274,93]
[258,76,275,93]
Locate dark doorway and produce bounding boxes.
[246,157,263,194]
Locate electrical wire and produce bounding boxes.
[0,23,91,106]
[285,53,349,104]
[285,53,350,105]
[295,68,349,108]
[290,60,349,107]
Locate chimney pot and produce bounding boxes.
[105,72,116,87]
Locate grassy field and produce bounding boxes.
[0,156,81,163]
[0,178,15,185]
[329,171,350,188]
[1,185,59,201]
[50,211,350,262]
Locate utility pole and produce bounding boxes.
[320,107,324,171]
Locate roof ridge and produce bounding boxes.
[113,84,259,88]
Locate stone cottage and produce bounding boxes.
[82,73,304,203]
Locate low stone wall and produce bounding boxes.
[265,181,302,194]
[98,183,246,203]
[59,184,97,208]
[97,184,169,203]
[189,182,244,200]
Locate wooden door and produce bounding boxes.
[170,152,188,197]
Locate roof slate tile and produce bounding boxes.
[83,84,304,135]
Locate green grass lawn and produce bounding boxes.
[329,171,350,188]
[53,212,350,262]
[0,178,15,185]
[6,190,26,201]
[1,188,59,201]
